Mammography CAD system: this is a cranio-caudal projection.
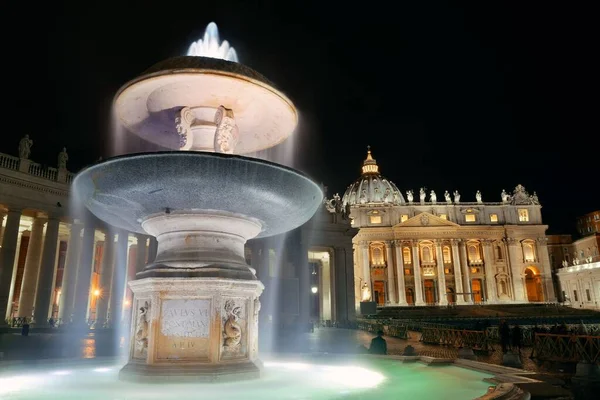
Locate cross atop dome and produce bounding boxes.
[362,145,379,174]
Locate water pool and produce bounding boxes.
[0,356,493,400]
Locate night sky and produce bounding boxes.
[3,2,598,235]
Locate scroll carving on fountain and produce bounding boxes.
[72,22,323,383]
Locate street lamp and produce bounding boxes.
[311,286,318,294]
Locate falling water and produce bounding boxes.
[187,22,239,62]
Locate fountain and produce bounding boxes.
[71,22,322,382]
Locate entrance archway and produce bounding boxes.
[525,266,544,302]
[424,280,435,304]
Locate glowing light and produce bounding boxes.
[124,300,130,306]
[263,362,384,388]
[93,289,100,296]
[0,375,39,395]
[93,367,112,373]
[311,286,318,294]
[187,22,239,62]
[52,370,71,375]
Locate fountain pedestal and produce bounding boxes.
[120,278,263,383]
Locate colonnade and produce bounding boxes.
[0,208,157,327]
[357,236,552,306]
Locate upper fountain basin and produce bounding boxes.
[114,56,297,154]
[72,151,323,237]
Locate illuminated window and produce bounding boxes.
[523,242,535,262]
[468,245,480,262]
[403,247,412,264]
[490,214,498,223]
[370,215,382,224]
[439,214,447,220]
[370,244,385,266]
[444,267,452,274]
[401,214,409,222]
[404,268,411,275]
[518,209,529,222]
[465,214,476,222]
[443,246,452,263]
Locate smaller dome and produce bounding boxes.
[342,147,405,207]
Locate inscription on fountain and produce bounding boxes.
[161,299,211,338]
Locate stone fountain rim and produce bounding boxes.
[72,150,319,185]
[113,56,294,116]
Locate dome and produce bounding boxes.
[342,147,405,207]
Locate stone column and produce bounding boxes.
[71,224,96,326]
[384,241,396,305]
[359,241,371,296]
[17,216,46,318]
[33,217,60,325]
[95,231,116,327]
[344,246,356,321]
[334,246,348,322]
[459,240,473,304]
[482,240,497,303]
[506,238,526,302]
[147,237,158,264]
[412,241,425,305]
[393,241,407,305]
[537,237,556,301]
[435,240,448,305]
[58,220,83,322]
[109,230,129,327]
[298,231,310,328]
[0,209,22,323]
[451,240,465,304]
[135,235,147,274]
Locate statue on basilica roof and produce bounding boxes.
[430,190,437,204]
[476,190,483,204]
[57,147,68,169]
[501,189,510,204]
[406,190,414,203]
[18,134,33,160]
[444,190,452,204]
[453,190,461,203]
[419,188,426,203]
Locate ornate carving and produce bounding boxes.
[501,189,511,204]
[252,298,260,355]
[503,237,517,245]
[510,184,540,205]
[406,190,414,203]
[134,300,150,359]
[324,193,343,214]
[214,106,240,154]
[175,107,194,150]
[18,135,33,159]
[536,237,548,245]
[420,214,430,226]
[222,299,243,352]
[57,147,68,169]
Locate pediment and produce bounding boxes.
[394,212,460,228]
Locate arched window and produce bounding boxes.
[403,247,412,264]
[468,245,479,262]
[523,242,535,262]
[370,243,385,266]
[422,246,432,263]
[443,246,452,264]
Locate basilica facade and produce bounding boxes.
[339,149,556,309]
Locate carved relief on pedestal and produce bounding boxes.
[133,300,151,359]
[175,107,195,150]
[221,298,247,359]
[251,298,261,357]
[214,105,240,154]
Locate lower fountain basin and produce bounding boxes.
[71,151,323,237]
[0,356,495,399]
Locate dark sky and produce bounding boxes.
[3,1,598,235]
